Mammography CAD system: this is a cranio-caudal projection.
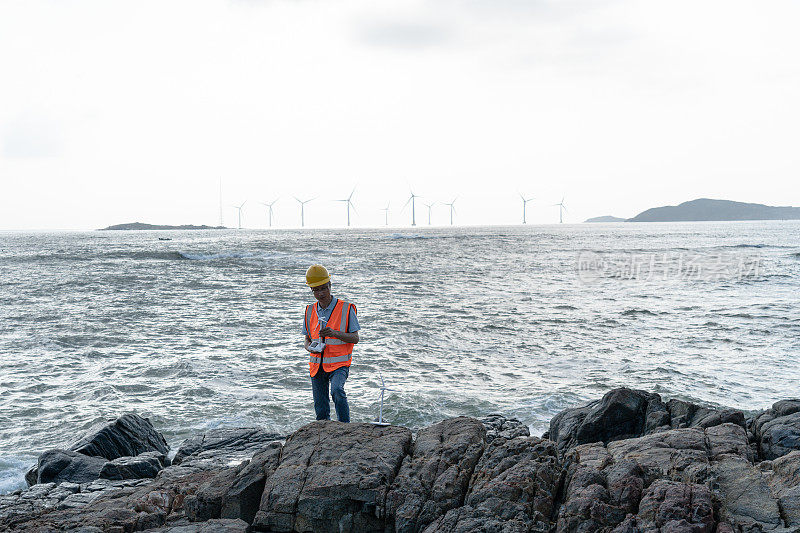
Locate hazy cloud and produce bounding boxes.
[3,114,62,159]
[356,19,452,49]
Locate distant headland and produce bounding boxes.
[99,222,227,231]
[584,215,626,223]
[585,198,800,223]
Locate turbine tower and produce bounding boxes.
[403,190,420,226]
[519,193,534,224]
[260,198,279,228]
[423,202,435,225]
[553,196,567,223]
[372,371,396,426]
[231,201,246,229]
[444,198,457,226]
[381,203,390,226]
[335,187,357,227]
[294,197,313,227]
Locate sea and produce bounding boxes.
[1,222,799,494]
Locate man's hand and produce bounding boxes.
[319,327,337,339]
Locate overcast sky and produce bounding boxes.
[1,0,798,229]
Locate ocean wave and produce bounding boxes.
[0,455,34,495]
[387,233,433,240]
[621,308,658,316]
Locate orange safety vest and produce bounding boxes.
[305,299,356,377]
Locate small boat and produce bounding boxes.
[158,237,172,241]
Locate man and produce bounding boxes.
[302,264,359,423]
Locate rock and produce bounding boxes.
[385,417,486,533]
[556,424,755,532]
[758,410,800,460]
[26,413,169,487]
[760,450,800,527]
[711,454,783,530]
[36,450,107,485]
[253,421,412,532]
[172,427,282,468]
[99,451,166,481]
[549,388,669,458]
[185,467,241,522]
[145,518,249,532]
[221,441,282,522]
[480,414,530,443]
[72,413,169,460]
[424,436,563,533]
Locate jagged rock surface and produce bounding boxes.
[385,417,487,533]
[751,399,800,460]
[252,421,412,532]
[99,451,167,481]
[423,436,563,533]
[172,427,283,468]
[5,390,800,532]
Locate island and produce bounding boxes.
[584,215,626,223]
[99,222,227,231]
[627,198,800,222]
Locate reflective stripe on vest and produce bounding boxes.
[306,298,355,376]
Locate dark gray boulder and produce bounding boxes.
[423,436,563,533]
[549,388,670,458]
[666,398,746,430]
[144,519,249,532]
[752,400,800,460]
[172,427,282,468]
[252,421,412,532]
[98,451,166,480]
[385,417,486,533]
[36,450,108,485]
[72,413,169,460]
[26,413,169,487]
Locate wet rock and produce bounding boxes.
[26,414,169,487]
[549,388,670,458]
[253,421,412,533]
[72,413,169,460]
[99,451,166,481]
[36,450,107,485]
[172,427,282,469]
[424,436,563,533]
[480,414,530,443]
[385,417,486,533]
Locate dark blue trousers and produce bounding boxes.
[310,366,350,423]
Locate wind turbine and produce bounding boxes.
[231,201,246,229]
[423,202,435,225]
[381,203,390,226]
[402,190,420,226]
[444,198,457,226]
[552,196,567,223]
[260,198,279,228]
[294,197,313,227]
[519,193,534,224]
[335,187,357,227]
[372,371,396,426]
[218,178,224,227]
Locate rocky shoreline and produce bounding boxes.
[1,388,799,532]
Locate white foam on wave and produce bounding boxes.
[0,455,34,495]
[387,233,432,240]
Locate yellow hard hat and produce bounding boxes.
[305,264,331,287]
